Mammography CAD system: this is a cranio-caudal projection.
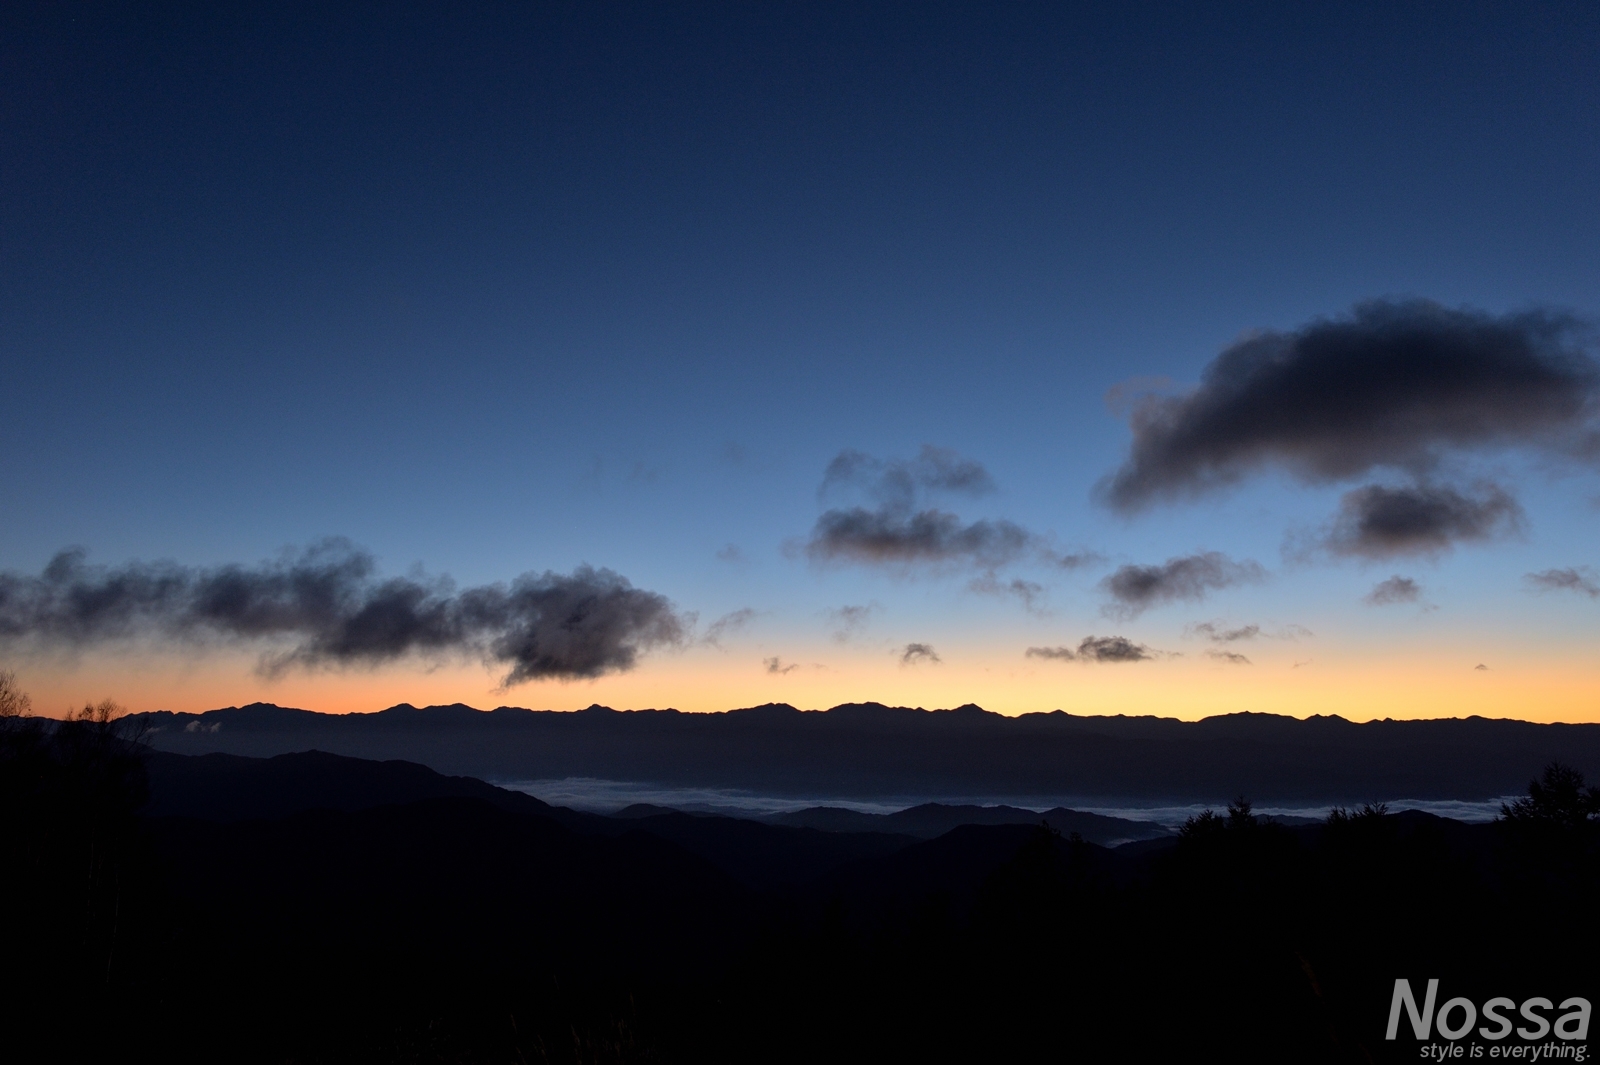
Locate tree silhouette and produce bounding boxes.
[1500,761,1600,829]
[0,677,152,1057]
[0,669,30,718]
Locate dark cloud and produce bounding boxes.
[1047,549,1103,570]
[763,656,799,675]
[1206,649,1252,665]
[806,508,1034,568]
[715,544,746,563]
[1101,300,1599,512]
[1364,575,1423,607]
[826,603,877,643]
[1187,621,1312,642]
[1026,636,1160,663]
[1321,481,1524,558]
[822,445,996,507]
[899,642,941,665]
[1187,621,1261,642]
[968,573,1047,614]
[1475,663,1489,671]
[703,608,756,647]
[0,540,686,685]
[1525,566,1600,599]
[1100,552,1266,619]
[1079,635,1158,663]
[806,447,1060,571]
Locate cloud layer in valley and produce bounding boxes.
[0,540,686,686]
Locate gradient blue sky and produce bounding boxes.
[4,2,1598,718]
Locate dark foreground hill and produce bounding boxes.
[137,699,1600,803]
[144,749,923,894]
[143,748,570,821]
[6,716,1598,1064]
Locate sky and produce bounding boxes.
[2,2,1598,721]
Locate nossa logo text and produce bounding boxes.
[1387,979,1591,1050]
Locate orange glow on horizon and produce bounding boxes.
[11,638,1598,725]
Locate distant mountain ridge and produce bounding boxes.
[133,699,1600,803]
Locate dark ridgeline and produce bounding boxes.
[4,696,1598,1063]
[137,700,1600,803]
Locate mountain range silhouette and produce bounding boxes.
[137,700,1600,802]
[9,709,1597,1063]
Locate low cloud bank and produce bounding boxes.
[0,540,686,685]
